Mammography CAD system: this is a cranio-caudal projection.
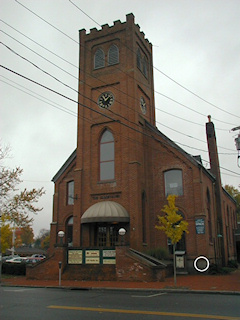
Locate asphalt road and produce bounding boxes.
[0,287,239,320]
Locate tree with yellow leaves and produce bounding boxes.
[156,195,188,286]
[0,144,45,257]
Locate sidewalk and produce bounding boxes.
[1,269,240,294]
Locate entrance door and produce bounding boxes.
[96,224,119,247]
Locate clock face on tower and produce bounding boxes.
[140,96,146,114]
[98,92,114,109]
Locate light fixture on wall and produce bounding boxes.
[119,228,126,246]
[58,230,65,245]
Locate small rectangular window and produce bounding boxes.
[67,181,74,205]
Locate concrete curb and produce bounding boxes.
[1,283,239,295]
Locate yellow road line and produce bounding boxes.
[48,305,240,319]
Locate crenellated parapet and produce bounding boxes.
[79,13,152,50]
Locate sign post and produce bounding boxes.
[58,261,62,286]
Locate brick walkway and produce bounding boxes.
[1,269,240,293]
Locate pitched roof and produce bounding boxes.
[52,149,76,183]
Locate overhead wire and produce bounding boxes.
[68,0,240,120]
[1,75,236,156]
[12,1,239,127]
[1,28,236,134]
[1,40,236,153]
[1,64,239,179]
[2,2,239,179]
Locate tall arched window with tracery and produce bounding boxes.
[94,48,105,69]
[100,130,115,181]
[108,44,119,65]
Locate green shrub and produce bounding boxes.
[209,263,235,275]
[227,260,238,269]
[2,263,26,275]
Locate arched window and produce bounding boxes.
[164,169,183,196]
[108,44,119,65]
[137,48,141,69]
[67,181,74,205]
[94,48,105,69]
[142,56,148,78]
[66,216,73,247]
[100,130,115,181]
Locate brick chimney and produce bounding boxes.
[206,115,225,265]
[206,115,222,186]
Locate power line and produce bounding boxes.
[0,31,77,80]
[12,1,239,126]
[2,28,230,131]
[1,42,236,153]
[68,0,240,120]
[1,75,236,156]
[15,0,78,44]
[1,30,235,132]
[0,19,77,68]
[1,64,239,178]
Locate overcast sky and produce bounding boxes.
[1,0,240,237]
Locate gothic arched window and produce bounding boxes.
[67,181,74,205]
[108,44,119,65]
[142,56,148,78]
[94,48,105,69]
[100,130,115,181]
[137,48,141,69]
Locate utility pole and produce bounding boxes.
[0,208,2,283]
[231,126,240,168]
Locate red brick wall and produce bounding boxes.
[48,14,237,277]
[116,247,167,282]
[27,247,67,280]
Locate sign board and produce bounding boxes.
[176,256,184,268]
[103,250,116,258]
[68,249,116,265]
[103,259,116,264]
[68,250,83,264]
[86,257,100,264]
[85,250,99,257]
[195,218,205,234]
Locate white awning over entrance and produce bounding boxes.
[81,201,130,224]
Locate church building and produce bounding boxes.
[29,14,237,281]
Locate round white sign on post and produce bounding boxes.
[193,256,210,272]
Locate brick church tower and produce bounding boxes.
[75,13,155,249]
[45,14,236,279]
[50,14,156,252]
